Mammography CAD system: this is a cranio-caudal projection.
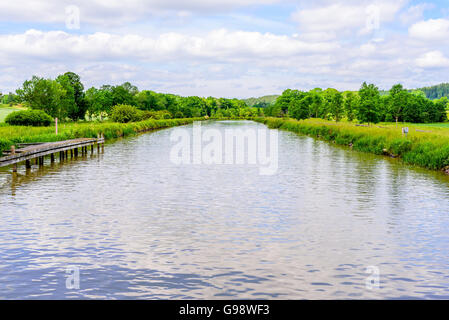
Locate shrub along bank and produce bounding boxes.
[5,110,53,126]
[255,117,449,173]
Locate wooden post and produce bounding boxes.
[70,149,73,158]
[39,156,44,166]
[74,148,78,157]
[91,144,94,154]
[11,146,17,172]
[97,133,100,152]
[51,154,55,163]
[26,159,31,169]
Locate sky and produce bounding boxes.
[0,0,448,98]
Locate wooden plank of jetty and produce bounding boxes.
[0,135,105,169]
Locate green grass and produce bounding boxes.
[255,117,449,172]
[403,122,449,129]
[0,118,202,156]
[0,104,25,122]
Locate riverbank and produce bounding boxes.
[255,117,449,174]
[0,118,201,156]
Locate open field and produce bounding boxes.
[0,104,25,122]
[404,122,449,129]
[375,121,449,136]
[256,117,449,172]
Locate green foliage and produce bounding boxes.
[1,92,19,105]
[288,92,310,120]
[309,89,324,118]
[17,72,87,121]
[141,110,172,120]
[0,118,200,156]
[330,91,344,122]
[16,76,66,119]
[256,117,449,172]
[5,110,53,126]
[270,82,448,125]
[110,104,143,123]
[56,72,87,121]
[85,86,113,119]
[389,138,412,156]
[389,84,407,123]
[358,82,381,124]
[244,95,279,107]
[415,83,449,100]
[274,89,302,115]
[343,91,359,121]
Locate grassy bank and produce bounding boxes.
[0,118,200,156]
[256,117,449,173]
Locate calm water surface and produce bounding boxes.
[0,120,448,299]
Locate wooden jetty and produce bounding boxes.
[0,134,105,171]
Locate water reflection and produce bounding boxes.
[0,121,448,299]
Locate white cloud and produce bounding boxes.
[0,29,337,64]
[1,1,449,97]
[409,18,449,41]
[292,1,407,36]
[415,51,449,68]
[0,0,281,25]
[399,3,432,25]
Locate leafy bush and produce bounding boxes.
[5,110,53,126]
[110,104,142,123]
[140,110,172,120]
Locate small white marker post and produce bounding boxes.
[55,118,58,135]
[402,127,409,138]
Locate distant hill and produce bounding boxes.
[244,95,279,107]
[415,83,449,100]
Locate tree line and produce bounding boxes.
[4,73,449,124]
[265,83,448,124]
[416,83,449,100]
[11,72,263,121]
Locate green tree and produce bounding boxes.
[330,91,344,122]
[288,93,311,120]
[111,82,138,106]
[309,88,324,118]
[343,91,359,121]
[357,82,381,124]
[85,87,114,120]
[432,97,448,122]
[275,89,304,116]
[16,76,66,119]
[389,84,408,126]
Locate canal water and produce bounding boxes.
[0,120,448,299]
